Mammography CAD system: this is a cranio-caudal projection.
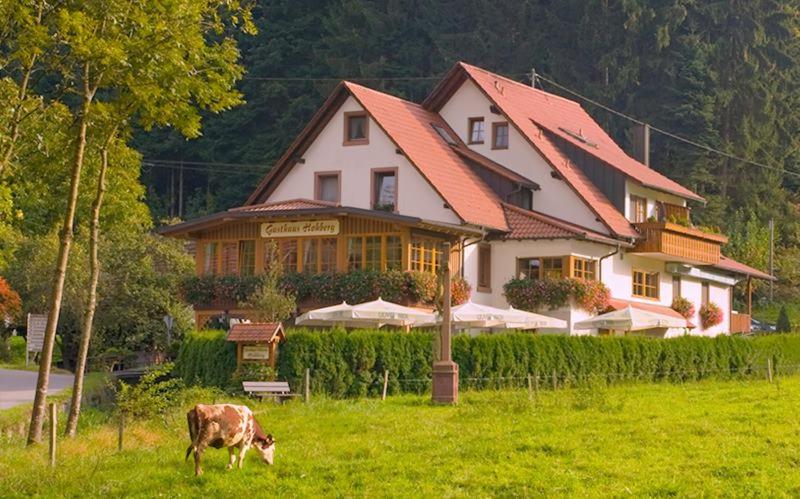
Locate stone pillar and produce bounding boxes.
[432,242,458,404]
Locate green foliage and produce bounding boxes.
[504,278,611,313]
[230,363,276,391]
[114,363,183,420]
[0,334,25,363]
[776,305,792,333]
[276,331,800,397]
[174,330,237,389]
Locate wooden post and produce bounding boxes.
[533,370,539,394]
[527,374,532,399]
[552,368,558,390]
[432,242,458,404]
[747,277,753,316]
[767,358,773,383]
[118,414,124,452]
[304,368,310,402]
[382,370,389,401]
[48,403,56,468]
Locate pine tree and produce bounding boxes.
[776,305,792,333]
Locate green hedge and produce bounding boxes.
[175,328,800,396]
[174,330,237,389]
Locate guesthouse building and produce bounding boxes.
[160,62,774,336]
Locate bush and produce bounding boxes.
[776,305,792,333]
[0,335,25,363]
[276,331,800,397]
[115,363,183,420]
[504,278,610,313]
[174,330,237,389]
[230,363,276,391]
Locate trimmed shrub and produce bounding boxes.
[174,330,237,389]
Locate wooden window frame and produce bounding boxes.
[238,240,256,276]
[410,236,444,274]
[491,121,509,150]
[630,194,647,223]
[343,111,369,146]
[468,117,485,145]
[632,269,660,300]
[371,167,399,212]
[477,243,492,292]
[314,170,341,204]
[570,256,596,280]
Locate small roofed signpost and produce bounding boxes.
[432,242,458,404]
[226,323,286,369]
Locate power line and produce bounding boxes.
[534,73,800,179]
[242,75,448,82]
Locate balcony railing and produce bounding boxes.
[632,222,728,264]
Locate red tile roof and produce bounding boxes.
[608,298,696,328]
[231,198,337,213]
[499,203,626,246]
[344,82,508,230]
[227,323,285,343]
[456,63,704,204]
[712,256,775,281]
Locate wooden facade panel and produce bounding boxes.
[633,222,722,264]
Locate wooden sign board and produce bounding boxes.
[27,313,47,353]
[242,345,270,361]
[261,219,339,238]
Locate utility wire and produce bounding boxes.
[534,72,800,179]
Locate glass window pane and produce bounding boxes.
[374,172,396,211]
[386,235,402,270]
[279,239,298,273]
[348,115,366,140]
[470,119,485,143]
[239,240,256,276]
[365,236,381,271]
[318,175,339,203]
[203,242,218,274]
[302,239,318,273]
[494,123,508,148]
[518,258,541,280]
[347,237,363,271]
[320,238,337,272]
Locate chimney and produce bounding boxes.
[632,123,650,167]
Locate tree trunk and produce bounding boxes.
[27,66,93,446]
[65,129,114,437]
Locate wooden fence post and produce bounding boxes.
[534,370,539,394]
[304,368,310,402]
[118,414,124,452]
[382,370,389,401]
[49,403,56,468]
[767,358,774,383]
[527,375,532,399]
[552,368,558,390]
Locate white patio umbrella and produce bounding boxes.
[504,306,567,330]
[573,305,687,331]
[426,300,564,330]
[295,298,435,328]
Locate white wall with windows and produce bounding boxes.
[268,97,460,224]
[437,80,609,234]
[625,181,688,223]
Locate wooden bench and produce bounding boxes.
[242,381,298,402]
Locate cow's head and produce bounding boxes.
[255,434,276,465]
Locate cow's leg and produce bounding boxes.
[194,443,206,476]
[238,442,249,469]
[227,447,237,470]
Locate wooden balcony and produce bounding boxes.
[632,222,728,265]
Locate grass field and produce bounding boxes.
[2,377,800,497]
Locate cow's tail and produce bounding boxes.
[186,407,199,461]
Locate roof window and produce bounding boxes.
[431,123,457,145]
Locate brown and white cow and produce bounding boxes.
[185,404,275,476]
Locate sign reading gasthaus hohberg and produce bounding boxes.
[260,220,340,238]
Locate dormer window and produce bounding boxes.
[344,111,368,145]
[432,123,457,145]
[468,117,485,144]
[492,122,509,149]
[372,168,397,211]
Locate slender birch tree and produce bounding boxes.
[28,0,254,445]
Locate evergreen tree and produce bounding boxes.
[776,305,792,333]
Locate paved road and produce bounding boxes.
[0,368,74,410]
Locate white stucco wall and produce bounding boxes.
[437,80,608,234]
[462,237,734,337]
[268,97,460,225]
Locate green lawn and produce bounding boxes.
[2,378,800,497]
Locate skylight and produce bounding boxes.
[431,123,457,145]
[558,127,598,148]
